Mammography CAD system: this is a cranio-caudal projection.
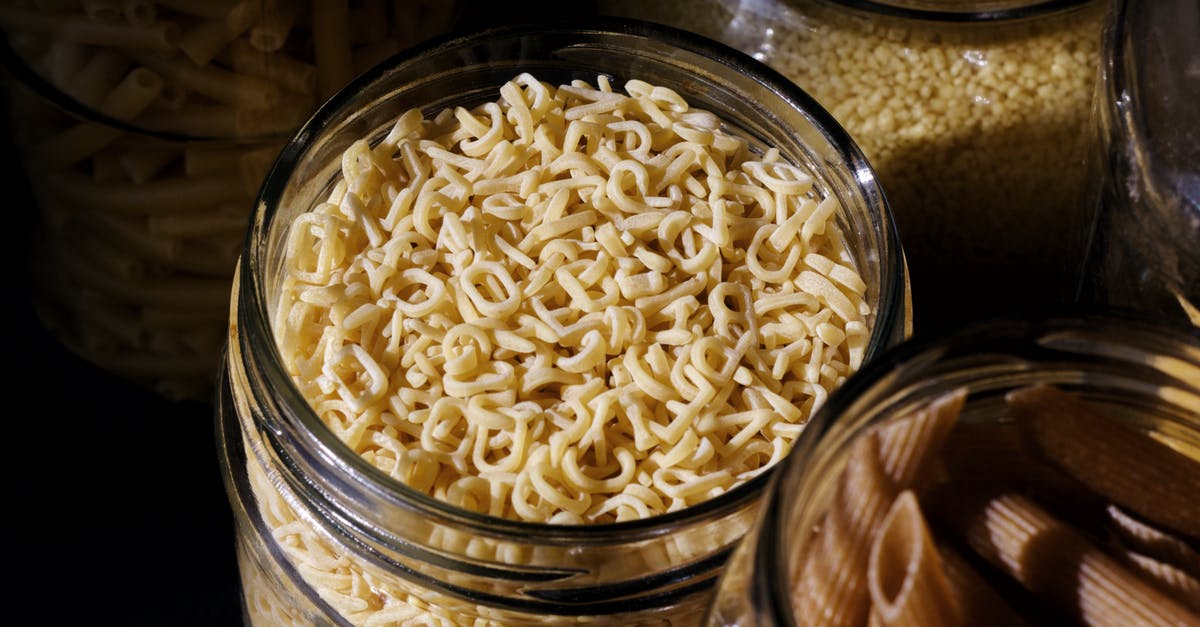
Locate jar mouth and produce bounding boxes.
[823,0,1094,21]
[238,17,908,536]
[757,308,1200,624]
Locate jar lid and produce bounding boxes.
[824,0,1093,22]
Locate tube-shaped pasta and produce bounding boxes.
[42,170,247,214]
[1007,384,1200,538]
[82,0,121,22]
[932,488,1200,627]
[61,48,128,108]
[225,38,317,95]
[120,0,155,27]
[311,0,353,100]
[1104,505,1200,579]
[876,387,965,489]
[1118,550,1200,612]
[33,66,162,168]
[178,0,263,65]
[936,542,1029,627]
[867,491,960,627]
[793,432,897,627]
[249,0,299,52]
[154,0,239,19]
[0,7,179,49]
[129,50,281,111]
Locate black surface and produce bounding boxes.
[4,110,242,625]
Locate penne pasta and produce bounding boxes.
[0,7,179,49]
[249,0,299,52]
[33,66,162,168]
[876,387,965,489]
[129,49,281,111]
[1104,505,1200,579]
[61,48,128,108]
[793,432,898,627]
[935,542,1029,627]
[224,38,318,95]
[931,487,1200,627]
[1007,383,1200,539]
[177,0,263,65]
[867,491,960,627]
[1118,550,1200,612]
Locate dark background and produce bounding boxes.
[2,3,596,626]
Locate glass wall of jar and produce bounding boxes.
[0,1,460,400]
[1079,0,1200,328]
[599,0,1107,334]
[705,310,1200,625]
[219,19,911,625]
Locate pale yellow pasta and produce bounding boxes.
[178,0,262,65]
[119,0,155,27]
[33,66,162,168]
[277,73,873,527]
[250,0,300,52]
[867,491,959,627]
[0,6,179,49]
[81,0,121,23]
[311,0,353,100]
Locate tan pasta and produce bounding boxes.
[931,489,1200,627]
[1007,384,1200,538]
[867,490,959,627]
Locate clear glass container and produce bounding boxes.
[706,309,1200,625]
[218,18,910,625]
[599,0,1107,333]
[1080,0,1200,327]
[0,1,460,400]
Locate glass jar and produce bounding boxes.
[706,309,1200,625]
[218,18,910,625]
[599,0,1107,334]
[0,1,460,400]
[1079,0,1200,327]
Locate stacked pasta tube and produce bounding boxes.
[1,0,459,400]
[791,384,1200,627]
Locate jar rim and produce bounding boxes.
[238,16,909,536]
[0,30,289,144]
[755,307,1200,624]
[821,0,1095,22]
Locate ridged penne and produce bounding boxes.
[876,387,966,489]
[1007,383,1200,538]
[867,491,959,627]
[932,488,1200,627]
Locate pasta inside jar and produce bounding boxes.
[274,72,875,524]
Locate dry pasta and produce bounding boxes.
[866,491,959,627]
[791,388,964,627]
[789,384,1200,627]
[6,0,462,400]
[276,73,874,524]
[1007,384,1200,538]
[932,489,1199,627]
